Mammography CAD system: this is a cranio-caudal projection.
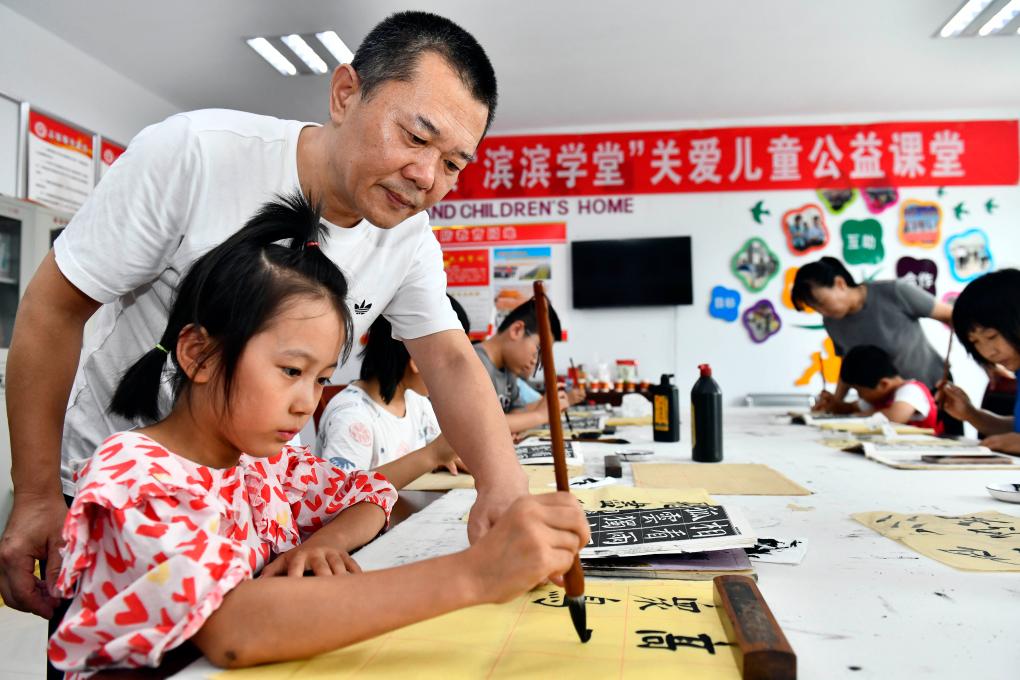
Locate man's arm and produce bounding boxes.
[0,252,101,617]
[405,330,528,542]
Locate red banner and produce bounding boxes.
[100,139,126,168]
[29,111,93,158]
[433,222,566,248]
[443,249,490,287]
[447,119,1018,200]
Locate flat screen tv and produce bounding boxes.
[571,236,693,308]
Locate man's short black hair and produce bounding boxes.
[497,297,561,341]
[839,345,899,389]
[352,11,498,132]
[952,268,1020,367]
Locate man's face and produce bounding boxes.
[330,52,489,228]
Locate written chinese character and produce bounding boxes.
[520,145,552,188]
[636,630,729,654]
[533,591,621,608]
[650,139,682,185]
[930,130,965,178]
[849,131,884,179]
[593,141,625,186]
[556,143,588,188]
[809,134,843,179]
[688,137,722,184]
[634,596,703,613]
[483,146,514,190]
[891,131,925,178]
[768,135,802,181]
[728,136,762,182]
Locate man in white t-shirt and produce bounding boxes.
[0,11,528,618]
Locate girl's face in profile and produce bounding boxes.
[223,296,344,457]
[967,325,1020,372]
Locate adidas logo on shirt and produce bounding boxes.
[354,300,373,315]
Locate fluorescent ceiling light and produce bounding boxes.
[938,0,995,37]
[978,0,1020,34]
[246,37,297,75]
[282,34,328,74]
[316,30,354,65]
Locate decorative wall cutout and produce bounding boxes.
[898,200,942,248]
[944,228,994,282]
[731,237,780,293]
[841,219,885,265]
[742,299,782,344]
[750,200,771,224]
[794,337,842,387]
[862,187,899,214]
[896,256,938,296]
[781,266,813,312]
[708,285,741,322]
[781,204,829,255]
[817,188,857,215]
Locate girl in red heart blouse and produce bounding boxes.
[49,194,589,677]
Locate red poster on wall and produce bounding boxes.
[443,249,490,287]
[99,139,126,178]
[445,119,1018,200]
[433,222,566,248]
[27,110,95,213]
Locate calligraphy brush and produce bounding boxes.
[817,352,826,394]
[937,332,954,408]
[533,281,590,644]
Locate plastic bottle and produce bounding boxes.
[691,364,723,462]
[651,374,680,442]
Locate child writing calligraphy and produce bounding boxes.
[936,269,1020,453]
[837,345,939,429]
[49,195,590,677]
[316,311,467,488]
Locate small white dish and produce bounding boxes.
[986,483,1020,503]
[616,449,654,461]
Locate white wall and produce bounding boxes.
[0,5,180,530]
[0,3,179,146]
[431,112,1020,414]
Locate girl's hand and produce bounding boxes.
[980,432,1020,454]
[427,434,468,474]
[464,493,590,604]
[935,380,974,421]
[260,543,362,578]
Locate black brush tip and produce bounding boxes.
[566,596,592,643]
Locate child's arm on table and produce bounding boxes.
[192,492,588,668]
[372,434,464,489]
[506,389,569,433]
[261,502,385,577]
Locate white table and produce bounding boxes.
[176,407,1019,680]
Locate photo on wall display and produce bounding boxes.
[899,200,942,248]
[780,204,828,255]
[742,299,782,344]
[731,237,780,293]
[492,246,551,327]
[861,187,899,214]
[944,229,994,283]
[817,188,857,215]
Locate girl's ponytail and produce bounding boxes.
[108,192,353,423]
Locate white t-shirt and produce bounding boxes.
[866,382,932,422]
[55,109,459,494]
[315,384,441,470]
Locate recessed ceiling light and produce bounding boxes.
[246,37,297,76]
[978,0,1020,34]
[316,31,354,65]
[937,0,995,37]
[282,34,329,74]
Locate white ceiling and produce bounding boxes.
[4,0,1020,134]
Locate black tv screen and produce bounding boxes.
[571,236,693,308]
